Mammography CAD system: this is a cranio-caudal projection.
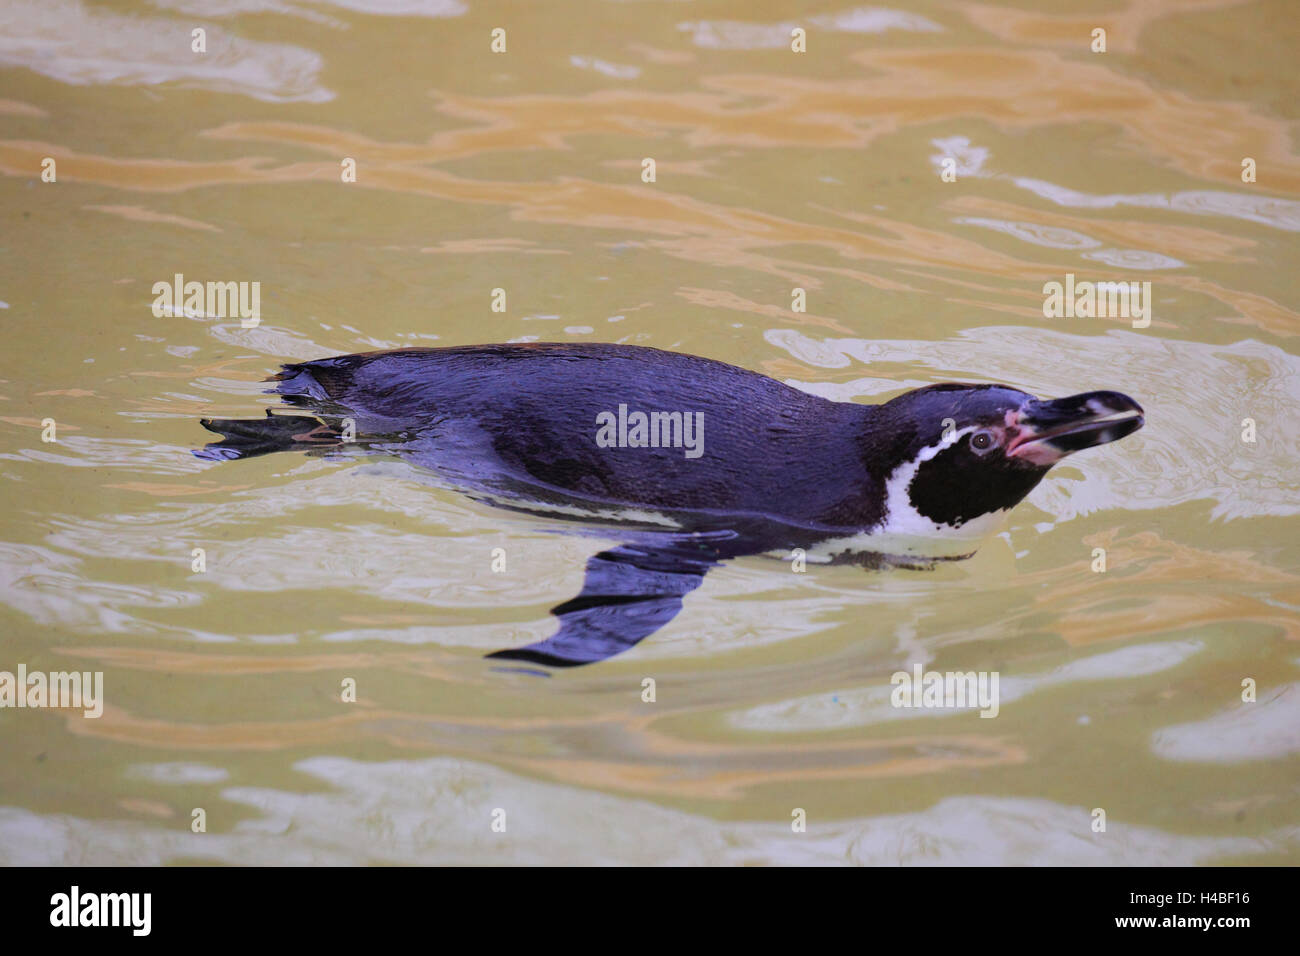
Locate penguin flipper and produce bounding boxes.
[485,540,722,667]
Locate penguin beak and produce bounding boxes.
[1007,391,1144,465]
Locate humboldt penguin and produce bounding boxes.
[194,343,1144,666]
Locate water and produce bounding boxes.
[0,0,1297,865]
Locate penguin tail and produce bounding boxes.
[193,410,342,462]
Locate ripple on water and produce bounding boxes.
[678,8,942,49]
[933,136,1300,233]
[1,755,1291,865]
[730,640,1203,731]
[953,217,1102,250]
[0,0,332,102]
[1081,248,1186,270]
[1152,682,1300,763]
[127,762,231,785]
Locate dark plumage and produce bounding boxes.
[196,343,1143,666]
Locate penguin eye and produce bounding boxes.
[970,429,996,454]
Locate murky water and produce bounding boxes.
[1,0,1297,865]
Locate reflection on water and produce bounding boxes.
[4,755,1291,865]
[1153,683,1300,763]
[0,0,332,102]
[932,135,1300,234]
[678,8,943,49]
[732,640,1207,731]
[0,0,1297,864]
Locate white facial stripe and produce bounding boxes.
[866,426,1009,551]
[918,425,975,461]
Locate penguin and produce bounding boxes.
[194,343,1144,666]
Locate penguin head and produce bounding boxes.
[876,384,1144,539]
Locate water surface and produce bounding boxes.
[0,0,1297,865]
